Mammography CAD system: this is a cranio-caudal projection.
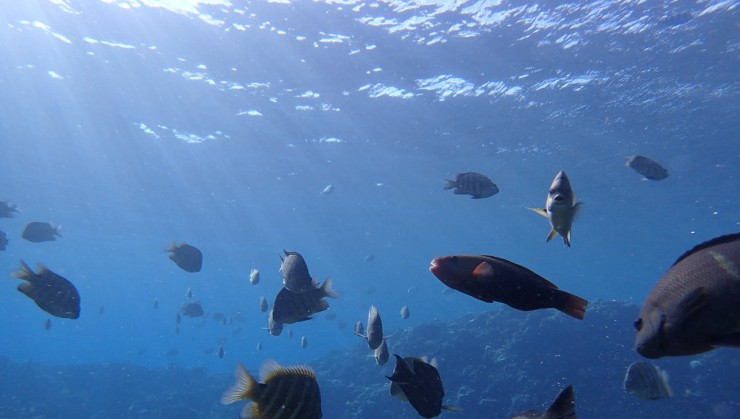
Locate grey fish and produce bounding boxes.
[400,305,410,320]
[367,305,384,350]
[320,184,334,196]
[22,222,61,243]
[259,296,269,313]
[529,171,582,247]
[45,318,52,331]
[249,268,260,285]
[387,355,459,418]
[300,336,308,348]
[166,242,202,273]
[181,301,204,318]
[176,313,181,324]
[430,254,588,320]
[0,230,7,250]
[509,385,577,419]
[374,339,389,366]
[268,310,283,336]
[0,201,19,218]
[279,250,316,293]
[222,360,323,419]
[635,233,740,358]
[444,172,499,199]
[353,320,365,338]
[626,155,669,180]
[271,278,338,324]
[12,260,80,319]
[218,345,225,359]
[623,361,672,400]
[153,298,159,309]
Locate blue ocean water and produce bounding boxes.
[0,0,738,417]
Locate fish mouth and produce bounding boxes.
[429,258,442,275]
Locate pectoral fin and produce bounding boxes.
[472,262,495,278]
[546,229,558,242]
[528,207,548,217]
[669,287,707,328]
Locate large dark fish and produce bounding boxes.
[22,222,61,243]
[0,201,19,218]
[222,360,322,419]
[0,230,7,250]
[271,278,338,324]
[634,233,740,358]
[623,361,672,400]
[166,242,202,273]
[509,385,577,419]
[625,155,669,181]
[181,301,204,318]
[280,250,316,293]
[12,260,81,319]
[387,355,459,418]
[430,255,588,320]
[444,172,499,199]
[529,171,582,247]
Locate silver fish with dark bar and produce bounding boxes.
[12,260,81,319]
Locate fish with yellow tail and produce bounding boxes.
[529,171,582,247]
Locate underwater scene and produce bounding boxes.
[0,0,738,418]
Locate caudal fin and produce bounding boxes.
[556,291,588,320]
[546,385,577,419]
[443,180,456,190]
[221,363,258,405]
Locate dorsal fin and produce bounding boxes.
[481,255,559,288]
[672,233,740,267]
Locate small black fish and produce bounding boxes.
[509,385,576,419]
[167,242,202,273]
[0,230,7,251]
[625,155,669,181]
[44,318,52,331]
[387,355,459,418]
[444,172,499,199]
[22,222,61,243]
[98,305,105,315]
[222,360,323,419]
[272,278,338,324]
[218,345,225,359]
[181,301,204,318]
[0,201,19,218]
[12,260,80,319]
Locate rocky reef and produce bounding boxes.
[0,301,737,418]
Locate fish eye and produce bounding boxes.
[634,318,643,331]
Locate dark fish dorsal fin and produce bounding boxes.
[671,233,740,267]
[546,385,577,419]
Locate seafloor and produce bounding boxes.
[1,301,737,419]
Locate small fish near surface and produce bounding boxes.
[166,242,202,273]
[249,268,260,285]
[528,171,582,247]
[22,222,61,243]
[444,172,499,199]
[271,277,338,324]
[280,250,315,293]
[181,301,204,318]
[366,305,384,350]
[12,260,80,319]
[387,355,460,418]
[0,201,19,218]
[634,233,740,359]
[509,385,577,419]
[625,155,669,181]
[0,230,7,251]
[222,360,322,419]
[623,361,672,401]
[430,255,588,320]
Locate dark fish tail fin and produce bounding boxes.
[321,277,339,299]
[443,179,456,190]
[221,362,258,405]
[546,385,577,419]
[165,242,177,252]
[555,290,588,320]
[54,225,62,237]
[11,259,33,281]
